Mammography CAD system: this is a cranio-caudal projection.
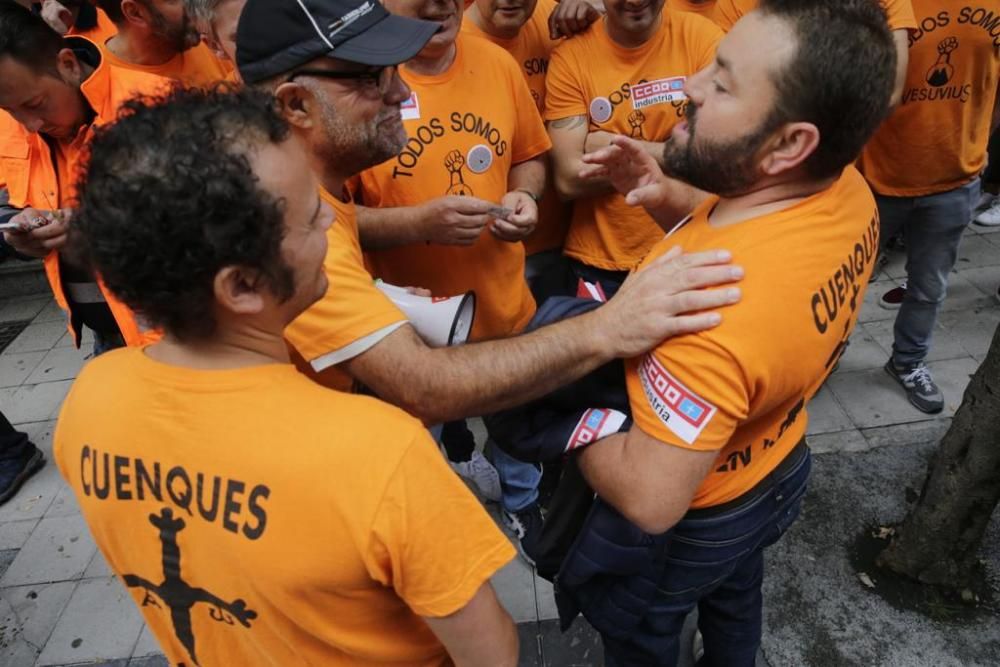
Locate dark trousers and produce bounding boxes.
[603,447,812,667]
[0,411,31,462]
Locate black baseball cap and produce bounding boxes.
[237,0,440,85]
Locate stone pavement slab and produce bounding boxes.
[0,581,77,666]
[862,317,970,363]
[0,381,73,426]
[25,348,89,385]
[0,515,97,588]
[4,320,71,356]
[0,297,50,324]
[805,386,853,436]
[0,352,46,389]
[36,577,143,666]
[837,326,887,373]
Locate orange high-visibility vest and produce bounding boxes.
[0,37,168,347]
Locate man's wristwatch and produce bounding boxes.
[515,188,542,202]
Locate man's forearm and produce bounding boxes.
[356,204,425,251]
[396,310,618,423]
[508,157,546,195]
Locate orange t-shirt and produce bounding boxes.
[669,0,717,17]
[284,189,408,393]
[859,0,1000,196]
[462,0,570,256]
[545,12,721,271]
[626,167,878,508]
[99,39,230,88]
[359,34,550,340]
[54,348,514,666]
[712,0,916,32]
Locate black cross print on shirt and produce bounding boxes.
[122,507,258,666]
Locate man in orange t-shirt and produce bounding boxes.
[559,1,896,663]
[233,0,742,553]
[711,0,915,106]
[463,0,575,298]
[858,0,1000,415]
[357,1,551,342]
[0,3,166,353]
[57,85,520,666]
[95,0,228,86]
[546,0,721,297]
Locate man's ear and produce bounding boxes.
[273,82,316,130]
[759,122,820,177]
[55,47,84,87]
[213,265,267,317]
[120,0,152,29]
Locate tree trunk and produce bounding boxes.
[877,323,1000,588]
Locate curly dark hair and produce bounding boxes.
[72,84,295,342]
[759,0,896,180]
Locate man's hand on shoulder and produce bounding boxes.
[550,0,605,39]
[592,245,743,359]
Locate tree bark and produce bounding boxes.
[877,323,1000,588]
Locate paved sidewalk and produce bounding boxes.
[0,222,997,666]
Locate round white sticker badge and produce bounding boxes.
[589,97,612,124]
[467,144,493,174]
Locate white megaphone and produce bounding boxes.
[375,281,476,347]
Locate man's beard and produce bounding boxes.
[663,104,778,197]
[149,10,200,52]
[316,93,405,178]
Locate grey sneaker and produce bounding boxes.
[452,451,502,502]
[885,360,944,414]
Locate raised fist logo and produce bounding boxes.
[927,37,959,87]
[628,110,646,139]
[444,149,474,196]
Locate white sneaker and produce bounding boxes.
[452,451,502,502]
[974,196,1000,226]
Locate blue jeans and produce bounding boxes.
[876,179,979,366]
[602,446,812,667]
[435,419,542,512]
[490,443,541,512]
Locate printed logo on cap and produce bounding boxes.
[467,144,493,174]
[589,96,613,123]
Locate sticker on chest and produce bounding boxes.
[467,144,494,174]
[589,96,613,123]
[632,76,687,110]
